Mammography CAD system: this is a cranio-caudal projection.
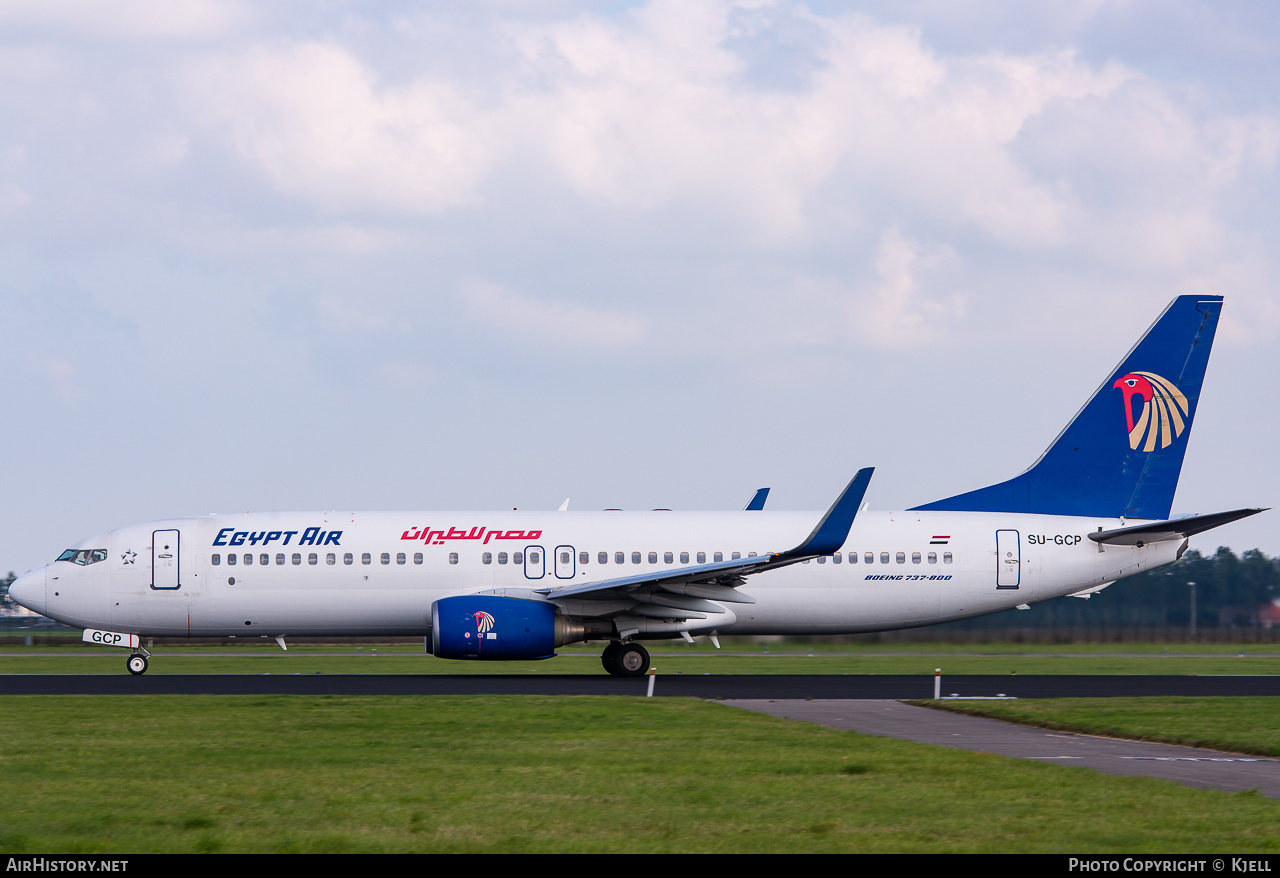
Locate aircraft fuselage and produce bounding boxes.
[18,509,1176,639]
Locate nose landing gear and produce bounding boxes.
[126,653,149,675]
[601,641,650,677]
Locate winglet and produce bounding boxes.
[744,488,770,511]
[781,468,873,558]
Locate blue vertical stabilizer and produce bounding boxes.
[912,296,1222,519]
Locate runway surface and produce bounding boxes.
[729,699,1280,799]
[1,673,1278,697]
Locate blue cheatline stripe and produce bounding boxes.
[911,295,1222,519]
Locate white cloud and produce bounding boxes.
[461,280,649,350]
[856,227,964,348]
[0,0,251,40]
[316,294,399,335]
[22,353,76,400]
[186,43,498,214]
[173,3,1155,247]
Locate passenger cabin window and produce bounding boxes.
[598,552,607,564]
[648,552,657,564]
[260,554,269,566]
[381,553,390,565]
[276,554,285,565]
[499,553,509,565]
[697,552,706,563]
[864,553,873,564]
[483,553,492,565]
[879,553,889,564]
[211,554,221,565]
[396,553,406,565]
[632,552,641,564]
[243,554,252,565]
[680,552,689,563]
[943,552,953,564]
[833,553,842,564]
[731,552,741,560]
[663,552,673,564]
[344,553,354,565]
[615,552,625,564]
[362,553,371,565]
[414,553,423,565]
[911,552,921,564]
[309,553,318,565]
[714,552,723,562]
[817,556,826,564]
[514,552,523,564]
[895,552,905,564]
[292,553,302,565]
[580,552,589,565]
[529,551,540,564]
[928,552,937,564]
[561,552,571,564]
[227,554,237,566]
[449,553,459,565]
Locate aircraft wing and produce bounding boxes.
[537,469,873,619]
[1087,507,1267,546]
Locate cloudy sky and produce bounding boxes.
[1,0,1277,575]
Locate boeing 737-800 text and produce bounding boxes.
[7,295,1263,676]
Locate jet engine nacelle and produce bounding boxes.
[431,595,570,660]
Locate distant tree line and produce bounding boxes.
[926,547,1280,638]
[0,571,15,613]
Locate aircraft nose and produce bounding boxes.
[8,566,46,615]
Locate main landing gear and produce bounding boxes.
[127,653,149,675]
[601,641,650,677]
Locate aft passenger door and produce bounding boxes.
[996,529,1020,588]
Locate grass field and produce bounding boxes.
[916,697,1280,757]
[0,694,1278,854]
[1,639,1277,675]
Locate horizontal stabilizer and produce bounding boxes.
[1088,508,1267,546]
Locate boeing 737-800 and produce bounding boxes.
[7,295,1263,676]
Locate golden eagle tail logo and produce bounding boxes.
[473,611,496,634]
[1113,371,1190,451]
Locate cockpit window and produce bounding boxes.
[56,548,108,566]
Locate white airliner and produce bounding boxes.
[7,295,1263,676]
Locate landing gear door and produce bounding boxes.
[996,529,1020,589]
[152,529,181,590]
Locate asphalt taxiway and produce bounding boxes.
[730,699,1280,800]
